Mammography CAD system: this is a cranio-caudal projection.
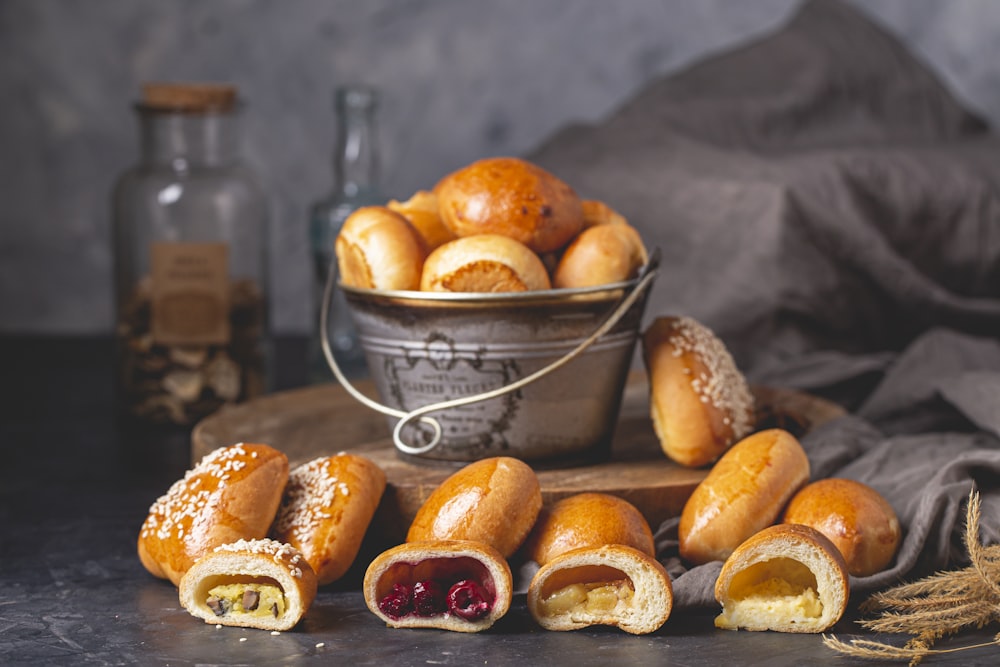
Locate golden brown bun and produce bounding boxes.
[642,316,755,468]
[525,493,655,566]
[270,454,387,585]
[420,234,551,293]
[363,539,513,632]
[782,478,900,577]
[178,538,318,631]
[581,199,628,228]
[527,544,673,634]
[335,205,427,290]
[387,190,456,251]
[714,523,849,633]
[434,156,584,253]
[679,429,810,565]
[138,443,289,586]
[406,456,542,558]
[553,222,648,289]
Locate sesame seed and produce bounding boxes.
[666,317,754,440]
[239,637,247,642]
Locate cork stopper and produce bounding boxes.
[140,83,238,113]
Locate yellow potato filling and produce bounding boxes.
[540,579,635,617]
[716,557,823,628]
[206,582,287,619]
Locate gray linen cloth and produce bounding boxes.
[526,0,1000,607]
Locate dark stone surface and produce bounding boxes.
[2,336,997,666]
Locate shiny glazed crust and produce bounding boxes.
[420,234,551,292]
[433,156,584,253]
[714,523,849,633]
[363,539,513,632]
[525,493,655,566]
[678,429,810,565]
[406,456,542,558]
[782,478,901,577]
[137,443,289,586]
[334,205,427,290]
[642,316,755,468]
[270,454,387,585]
[178,538,318,631]
[387,190,456,251]
[553,222,648,289]
[527,544,673,634]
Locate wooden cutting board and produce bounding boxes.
[191,373,844,542]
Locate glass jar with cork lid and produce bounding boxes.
[112,82,269,430]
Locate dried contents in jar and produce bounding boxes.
[116,277,265,426]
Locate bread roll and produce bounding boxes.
[553,222,648,289]
[364,539,513,632]
[138,443,289,586]
[270,453,387,585]
[782,478,900,577]
[179,538,318,631]
[420,234,551,293]
[525,493,655,567]
[527,544,673,634]
[406,456,542,558]
[679,429,810,565]
[714,523,849,633]
[434,156,584,253]
[387,190,456,251]
[335,205,427,290]
[581,199,628,228]
[642,316,755,468]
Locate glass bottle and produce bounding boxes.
[112,83,269,431]
[308,85,382,383]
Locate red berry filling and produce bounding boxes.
[447,579,492,621]
[378,577,493,621]
[378,583,413,619]
[412,579,447,616]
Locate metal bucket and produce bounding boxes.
[321,250,659,466]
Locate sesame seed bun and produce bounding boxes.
[137,443,289,586]
[641,316,755,468]
[179,538,318,631]
[270,454,387,585]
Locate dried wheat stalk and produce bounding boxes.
[824,490,1000,665]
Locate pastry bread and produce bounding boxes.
[335,205,427,290]
[364,539,513,632]
[580,199,628,228]
[527,544,673,634]
[679,429,810,565]
[714,524,849,633]
[270,453,387,585]
[406,456,542,558]
[553,222,648,289]
[525,493,655,567]
[387,190,456,251]
[138,443,289,585]
[782,478,901,577]
[420,234,551,293]
[179,538,318,631]
[433,156,584,253]
[642,316,755,468]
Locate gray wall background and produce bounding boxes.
[4,0,1000,335]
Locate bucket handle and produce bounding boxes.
[321,248,660,456]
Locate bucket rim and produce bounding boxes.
[340,266,650,305]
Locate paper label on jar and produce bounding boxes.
[150,242,230,345]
